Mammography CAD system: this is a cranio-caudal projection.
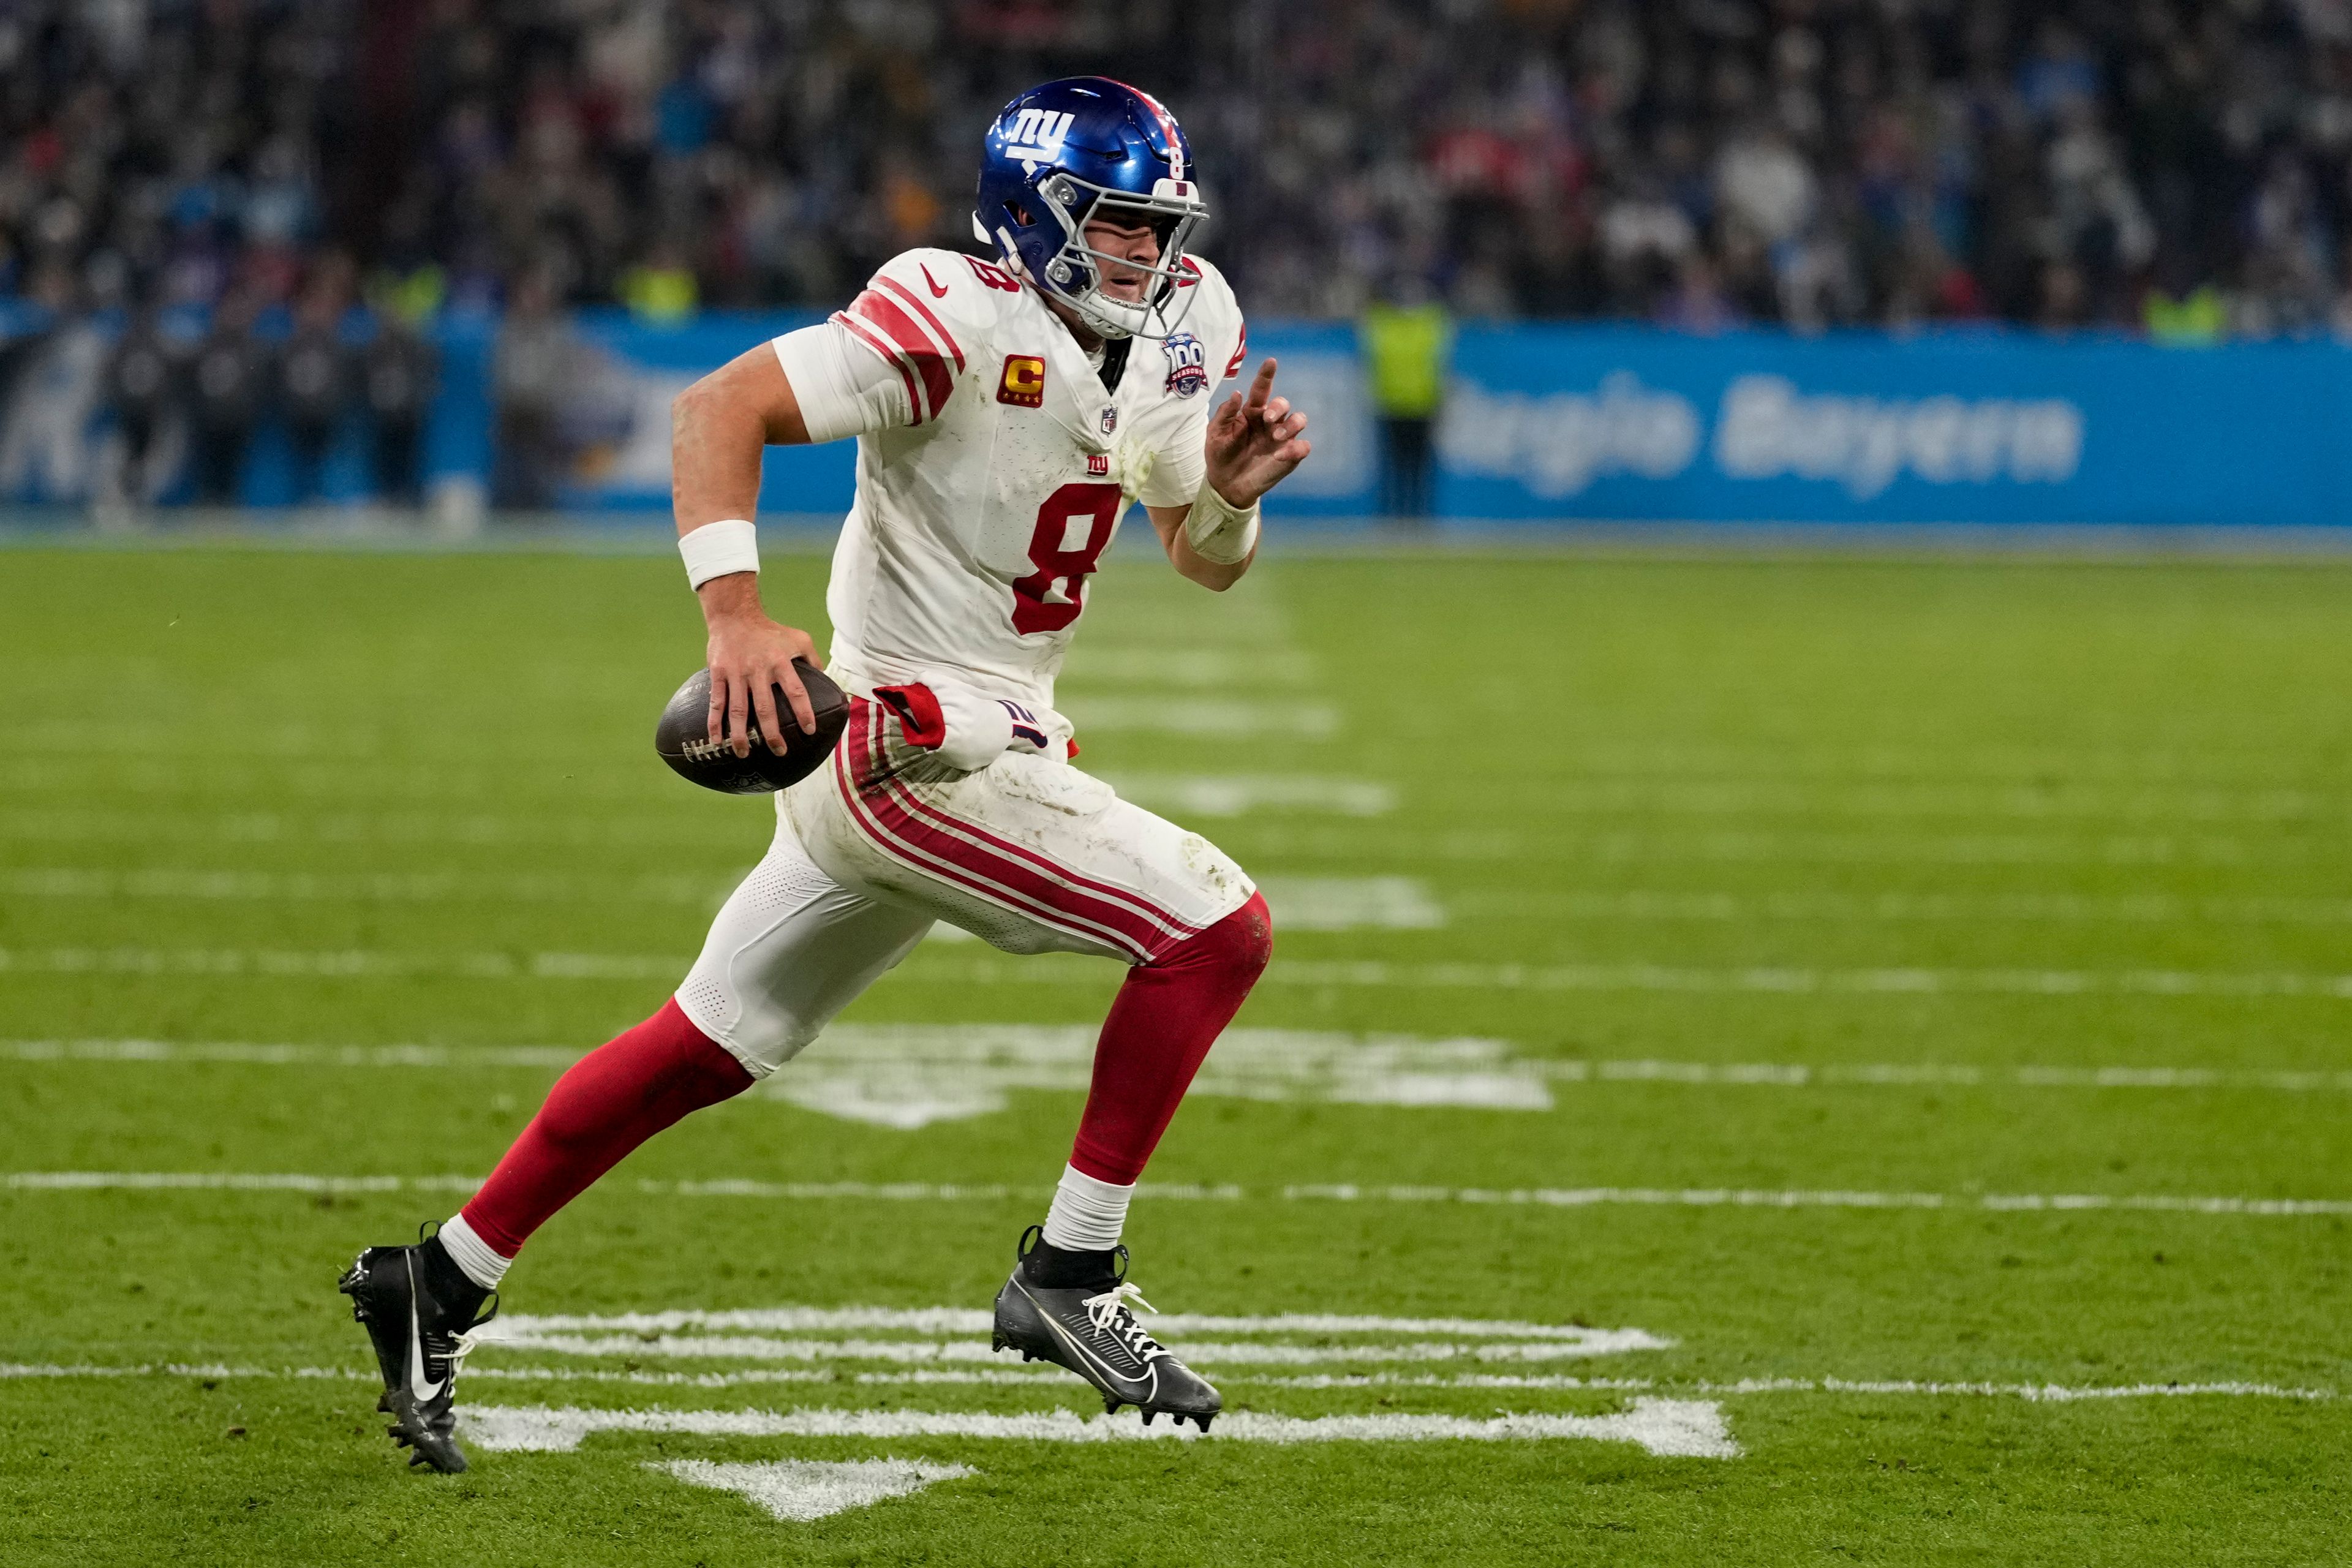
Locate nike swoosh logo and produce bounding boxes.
[405,1254,444,1401]
[1047,1316,1149,1393]
[919,265,949,299]
[1023,1283,1151,1395]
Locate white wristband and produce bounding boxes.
[1183,483,1260,565]
[680,518,760,589]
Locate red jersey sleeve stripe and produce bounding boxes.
[874,275,966,371]
[848,289,956,420]
[832,308,927,422]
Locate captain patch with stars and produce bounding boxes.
[1163,330,1208,397]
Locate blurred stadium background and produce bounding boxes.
[1,0,2350,529]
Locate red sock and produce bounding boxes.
[460,998,752,1257]
[1069,892,1272,1185]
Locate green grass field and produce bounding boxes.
[4,541,2350,1566]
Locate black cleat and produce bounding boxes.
[991,1226,1221,1431]
[338,1227,497,1474]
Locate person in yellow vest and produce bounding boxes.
[620,243,701,325]
[1359,278,1453,522]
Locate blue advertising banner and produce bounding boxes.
[1433,325,2351,527]
[560,309,844,513]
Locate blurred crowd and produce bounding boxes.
[7,0,2352,341]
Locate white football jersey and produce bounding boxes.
[772,247,1247,710]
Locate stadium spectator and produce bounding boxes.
[1361,280,1452,523]
[620,243,699,325]
[0,262,103,502]
[364,314,439,509]
[98,304,181,508]
[491,268,577,511]
[187,291,270,506]
[279,281,355,503]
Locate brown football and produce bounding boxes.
[653,662,849,794]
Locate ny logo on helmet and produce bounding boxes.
[1003,108,1075,171]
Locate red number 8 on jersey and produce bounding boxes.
[1011,482,1121,635]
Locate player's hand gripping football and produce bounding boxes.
[1204,359,1312,507]
[698,574,823,756]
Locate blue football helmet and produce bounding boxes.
[973,77,1208,341]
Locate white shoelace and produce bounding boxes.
[1081,1281,1167,1363]
[439,1306,500,1379]
[443,1327,491,1371]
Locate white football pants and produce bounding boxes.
[674,696,1255,1077]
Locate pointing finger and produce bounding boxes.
[1242,359,1277,415]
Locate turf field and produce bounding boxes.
[3,540,2350,1566]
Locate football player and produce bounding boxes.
[340,77,1310,1471]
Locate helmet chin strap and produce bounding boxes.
[983,221,1161,345]
[983,197,1194,341]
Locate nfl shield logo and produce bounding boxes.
[1100,405,1118,434]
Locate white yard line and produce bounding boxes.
[1283,827,2289,868]
[458,1399,1743,1458]
[10,753,2338,821]
[0,867,731,906]
[924,878,1444,939]
[23,865,2352,931]
[492,1305,1654,1340]
[481,1333,1667,1366]
[0,947,687,981]
[1254,959,2352,1000]
[13,945,2352,1002]
[1057,697,1340,739]
[4,1362,2333,1403]
[10,1036,2348,1098]
[0,810,742,848]
[1255,876,1444,930]
[1456,888,2352,927]
[1566,1059,2352,1090]
[3,1171,483,1194]
[9,1170,2348,1215]
[2,1039,584,1068]
[0,1026,1551,1123]
[1058,649,1320,687]
[1280,1184,2352,1216]
[1480,779,2351,823]
[760,1023,1537,1125]
[656,1457,976,1523]
[1099,774,1396,816]
[2,815,2309,870]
